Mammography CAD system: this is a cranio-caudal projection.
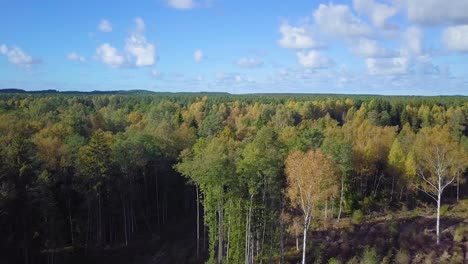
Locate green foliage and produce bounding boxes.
[346,256,359,264]
[361,247,379,264]
[439,204,449,217]
[351,210,364,225]
[0,92,467,263]
[328,257,342,264]
[453,224,468,242]
[395,250,410,264]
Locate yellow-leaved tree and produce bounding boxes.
[285,150,340,264]
[412,125,467,244]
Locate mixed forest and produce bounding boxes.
[0,91,467,264]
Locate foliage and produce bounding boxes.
[351,210,364,225]
[361,247,379,264]
[0,92,466,263]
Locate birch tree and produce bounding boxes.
[285,150,340,264]
[412,126,467,244]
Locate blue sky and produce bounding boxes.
[1,0,468,95]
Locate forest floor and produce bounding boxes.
[284,199,468,263]
[64,216,203,264]
[50,200,468,264]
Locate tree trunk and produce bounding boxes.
[68,198,74,245]
[338,176,344,222]
[279,206,285,264]
[196,185,200,259]
[302,220,308,264]
[245,194,253,264]
[295,231,299,251]
[436,191,441,245]
[324,200,328,221]
[123,199,128,246]
[218,202,223,264]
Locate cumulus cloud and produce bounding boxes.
[67,52,86,62]
[95,18,156,68]
[0,44,41,67]
[237,57,263,68]
[351,38,394,57]
[313,3,372,38]
[366,57,409,75]
[125,35,156,66]
[96,43,125,68]
[98,19,112,32]
[278,22,321,49]
[167,0,195,9]
[443,25,468,52]
[401,0,468,25]
[123,18,156,67]
[353,0,397,28]
[296,50,333,69]
[193,49,204,62]
[401,26,423,56]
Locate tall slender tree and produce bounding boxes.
[285,150,340,264]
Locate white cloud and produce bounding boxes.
[237,57,263,68]
[125,35,156,67]
[124,18,156,67]
[0,44,41,67]
[95,18,155,68]
[278,22,321,49]
[442,25,468,52]
[296,50,333,69]
[401,0,468,26]
[67,52,86,62]
[167,0,195,9]
[98,19,112,32]
[96,43,125,68]
[353,0,397,28]
[313,3,372,38]
[401,26,423,56]
[0,44,7,54]
[351,38,394,57]
[366,57,409,75]
[193,49,204,62]
[134,17,146,32]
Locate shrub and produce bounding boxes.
[346,256,359,264]
[395,250,410,264]
[439,204,449,216]
[351,210,364,225]
[361,247,379,264]
[453,224,468,242]
[328,257,342,264]
[388,221,398,236]
[438,251,451,264]
[424,250,436,264]
[381,256,391,264]
[450,250,464,264]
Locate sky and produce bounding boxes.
[1,0,468,95]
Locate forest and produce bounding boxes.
[0,91,467,264]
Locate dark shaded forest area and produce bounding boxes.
[0,91,467,264]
